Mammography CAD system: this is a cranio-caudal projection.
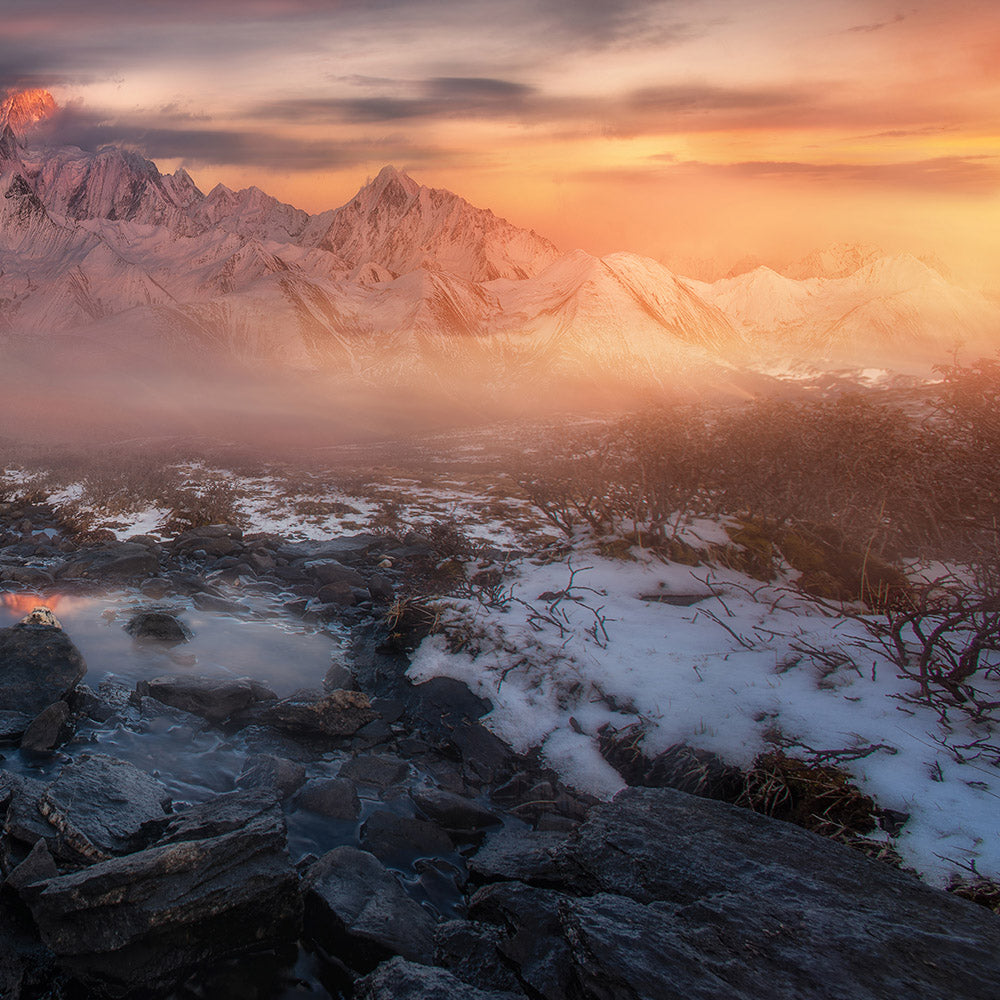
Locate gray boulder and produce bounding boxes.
[20,700,72,752]
[360,811,453,865]
[296,777,361,821]
[0,619,87,718]
[303,846,436,971]
[412,787,501,835]
[236,753,306,800]
[124,611,190,644]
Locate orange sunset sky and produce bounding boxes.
[5,0,999,286]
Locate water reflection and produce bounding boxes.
[0,588,339,696]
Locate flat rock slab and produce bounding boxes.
[356,957,524,1000]
[137,675,277,723]
[157,789,281,845]
[23,809,300,996]
[40,754,171,860]
[468,787,1000,1000]
[468,829,566,884]
[0,622,87,717]
[303,846,436,971]
[262,689,375,738]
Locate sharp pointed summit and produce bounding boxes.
[0,89,57,136]
[316,165,562,282]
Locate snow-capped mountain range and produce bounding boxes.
[1,91,996,389]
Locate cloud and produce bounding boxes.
[253,77,539,124]
[846,12,907,34]
[36,105,445,171]
[587,154,1000,194]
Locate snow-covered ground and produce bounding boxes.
[5,459,998,888]
[408,542,1000,888]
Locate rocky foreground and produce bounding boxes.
[0,514,998,998]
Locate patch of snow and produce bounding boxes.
[407,547,1000,886]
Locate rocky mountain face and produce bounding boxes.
[0,90,996,388]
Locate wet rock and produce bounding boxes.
[468,787,1000,1000]
[468,829,565,885]
[340,753,410,790]
[124,610,190,644]
[0,619,87,719]
[434,921,527,996]
[356,957,524,1000]
[236,753,306,800]
[157,789,282,845]
[21,700,72,752]
[296,778,361,821]
[323,661,357,692]
[307,559,366,588]
[411,787,501,835]
[262,689,375,738]
[4,838,58,894]
[137,674,277,724]
[0,710,32,743]
[2,771,56,852]
[303,846,436,970]
[68,683,116,723]
[192,592,251,614]
[468,882,651,1000]
[39,754,171,860]
[360,811,453,865]
[534,813,578,834]
[22,808,301,997]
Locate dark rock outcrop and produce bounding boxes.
[22,807,301,996]
[261,688,375,738]
[355,957,524,1000]
[465,787,1000,1000]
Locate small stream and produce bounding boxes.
[0,584,477,998]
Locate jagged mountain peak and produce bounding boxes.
[319,164,561,282]
[0,89,57,136]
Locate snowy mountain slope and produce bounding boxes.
[701,254,999,364]
[1,89,997,385]
[313,165,562,282]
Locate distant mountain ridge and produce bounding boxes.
[0,89,996,387]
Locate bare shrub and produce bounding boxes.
[160,478,247,533]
